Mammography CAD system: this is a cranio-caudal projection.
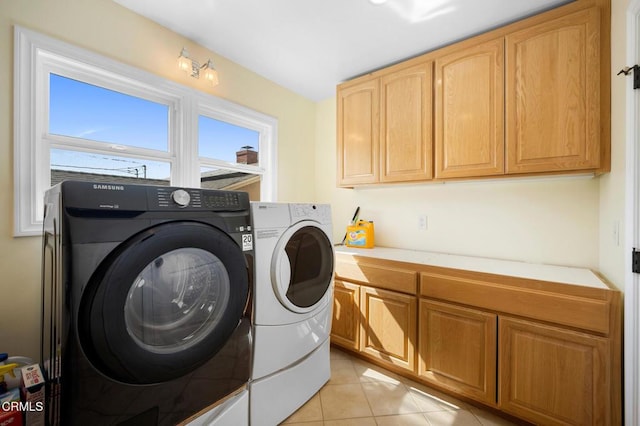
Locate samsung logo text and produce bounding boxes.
[93,184,125,191]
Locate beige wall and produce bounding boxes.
[317,95,600,267]
[599,0,628,290]
[0,0,316,359]
[316,0,628,291]
[0,0,629,361]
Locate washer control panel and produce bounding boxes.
[152,187,245,211]
[171,189,191,207]
[59,181,248,212]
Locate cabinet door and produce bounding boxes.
[331,280,360,350]
[418,300,497,405]
[505,8,600,173]
[380,63,433,182]
[435,38,504,178]
[337,78,379,186]
[360,286,417,372]
[499,316,610,425]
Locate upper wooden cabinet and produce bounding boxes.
[505,8,601,173]
[337,63,433,187]
[337,78,379,186]
[435,38,504,178]
[337,3,609,186]
[380,63,433,183]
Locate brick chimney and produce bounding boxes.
[236,146,258,165]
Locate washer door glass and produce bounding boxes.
[79,221,249,385]
[124,247,230,354]
[273,223,334,312]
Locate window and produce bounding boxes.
[196,103,271,201]
[48,74,173,187]
[14,26,277,236]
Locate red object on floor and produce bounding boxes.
[0,408,23,426]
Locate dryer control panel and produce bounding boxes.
[289,203,332,224]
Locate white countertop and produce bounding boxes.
[334,246,610,290]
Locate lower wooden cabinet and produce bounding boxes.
[332,253,621,425]
[499,316,610,425]
[418,300,497,405]
[331,280,360,350]
[360,286,417,372]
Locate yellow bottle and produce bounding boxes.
[0,363,19,392]
[345,220,375,248]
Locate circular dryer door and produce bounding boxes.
[79,221,249,385]
[271,221,334,313]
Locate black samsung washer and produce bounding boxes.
[41,181,254,425]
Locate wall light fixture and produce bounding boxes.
[178,48,219,86]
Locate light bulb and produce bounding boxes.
[203,60,219,86]
[178,48,191,73]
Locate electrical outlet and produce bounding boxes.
[418,215,428,230]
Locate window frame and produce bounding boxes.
[193,93,276,191]
[14,26,277,236]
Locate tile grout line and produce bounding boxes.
[360,380,376,420]
[350,355,378,420]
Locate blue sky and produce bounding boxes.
[49,73,259,179]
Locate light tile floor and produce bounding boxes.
[281,347,520,426]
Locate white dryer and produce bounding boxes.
[249,202,334,426]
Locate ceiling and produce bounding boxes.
[113,0,572,101]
